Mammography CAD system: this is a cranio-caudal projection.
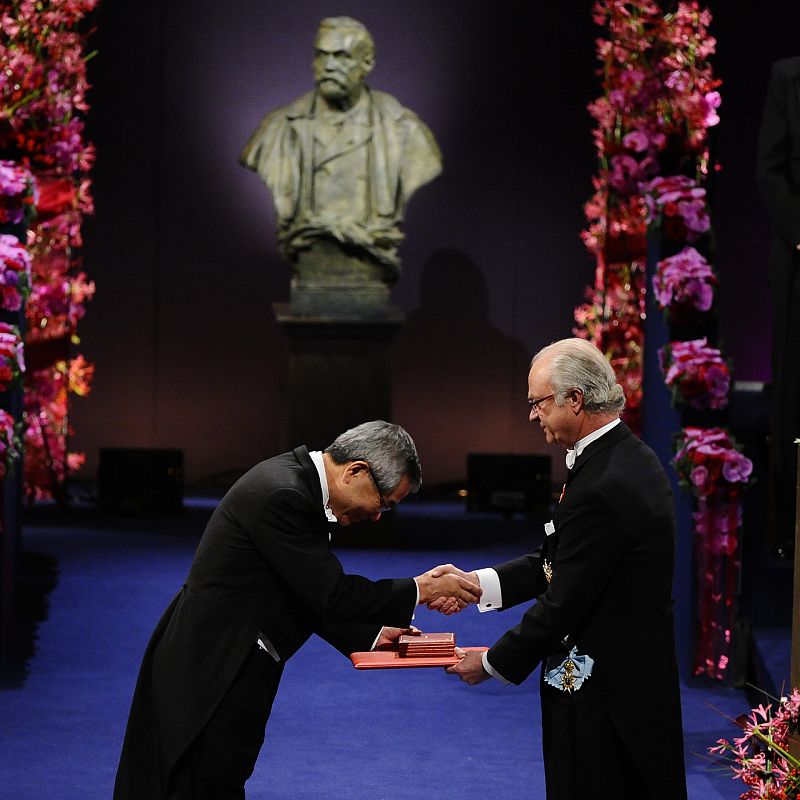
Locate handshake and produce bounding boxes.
[414,564,480,615]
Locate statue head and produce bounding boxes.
[313,17,375,106]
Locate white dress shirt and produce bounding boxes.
[564,417,620,469]
[310,450,339,523]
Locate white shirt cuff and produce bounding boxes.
[482,650,511,684]
[256,633,281,662]
[475,568,502,612]
[411,577,420,620]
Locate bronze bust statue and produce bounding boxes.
[241,16,442,317]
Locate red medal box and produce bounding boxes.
[350,646,488,670]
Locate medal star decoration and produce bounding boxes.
[544,647,594,693]
[560,657,577,693]
[543,559,553,583]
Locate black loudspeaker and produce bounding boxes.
[98,448,184,513]
[466,453,551,514]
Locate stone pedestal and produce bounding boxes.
[274,304,403,451]
[290,239,393,319]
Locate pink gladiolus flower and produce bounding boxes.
[665,69,690,92]
[684,278,714,312]
[690,465,708,488]
[608,154,642,193]
[702,91,722,127]
[640,176,711,240]
[623,129,650,153]
[681,199,711,233]
[0,161,29,196]
[608,88,626,109]
[661,338,730,409]
[673,426,752,500]
[620,68,646,87]
[722,454,753,484]
[653,247,717,311]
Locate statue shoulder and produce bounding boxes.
[240,91,315,168]
[370,89,423,122]
[369,89,441,187]
[263,90,316,124]
[370,89,438,148]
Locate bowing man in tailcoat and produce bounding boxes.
[439,338,686,800]
[113,421,481,800]
[756,55,800,547]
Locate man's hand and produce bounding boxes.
[425,564,480,614]
[445,648,492,685]
[374,625,421,651]
[429,563,479,584]
[415,568,482,612]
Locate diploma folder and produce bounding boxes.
[350,647,488,670]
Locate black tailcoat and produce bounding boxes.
[756,55,800,541]
[486,423,686,800]
[114,447,416,799]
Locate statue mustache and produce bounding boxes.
[317,72,348,86]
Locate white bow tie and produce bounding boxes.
[565,449,577,470]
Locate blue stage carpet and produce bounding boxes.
[0,502,750,799]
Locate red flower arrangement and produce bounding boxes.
[25,260,95,342]
[0,159,37,226]
[574,260,646,429]
[2,0,98,501]
[0,1,98,174]
[0,322,25,393]
[653,245,718,317]
[576,1,721,431]
[0,233,33,312]
[23,355,93,502]
[660,337,730,410]
[642,174,711,242]
[674,426,751,679]
[710,689,800,799]
[673,427,752,498]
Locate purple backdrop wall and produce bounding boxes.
[74,1,797,486]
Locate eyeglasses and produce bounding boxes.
[528,393,555,414]
[367,468,394,513]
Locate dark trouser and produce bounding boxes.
[168,644,284,799]
[541,682,686,800]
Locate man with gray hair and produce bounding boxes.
[114,421,480,799]
[436,338,686,799]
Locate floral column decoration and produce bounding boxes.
[1,0,97,502]
[673,427,752,679]
[0,164,35,478]
[576,1,751,681]
[576,0,719,432]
